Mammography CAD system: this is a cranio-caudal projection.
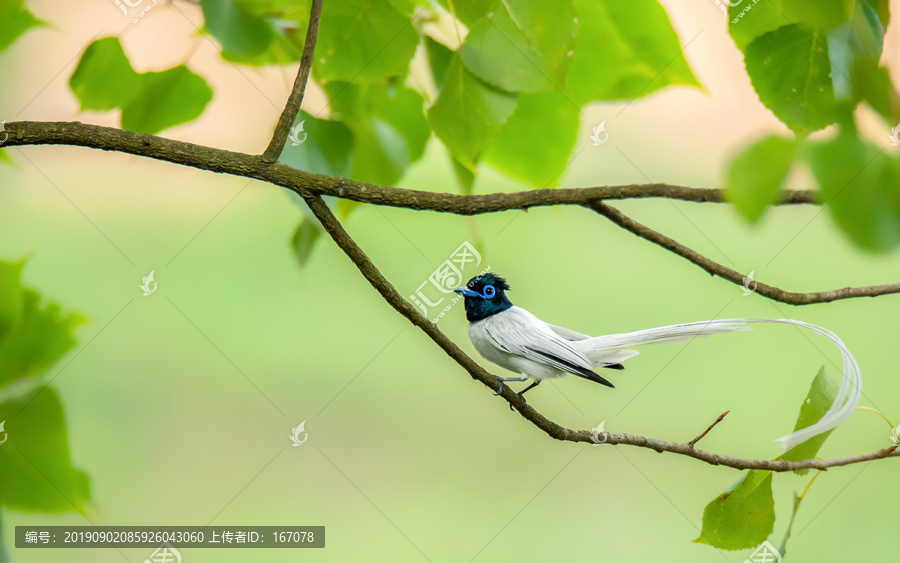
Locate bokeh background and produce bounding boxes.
[2,0,900,561]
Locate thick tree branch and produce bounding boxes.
[300,191,900,472]
[261,0,323,163]
[3,120,898,306]
[3,121,814,213]
[588,201,900,305]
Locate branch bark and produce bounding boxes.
[4,120,898,306]
[300,191,900,473]
[261,0,323,163]
[588,201,900,304]
[2,121,813,212]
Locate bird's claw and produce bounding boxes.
[493,378,504,396]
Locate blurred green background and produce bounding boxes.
[2,0,900,562]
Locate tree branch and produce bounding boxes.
[5,121,898,306]
[300,190,900,472]
[3,121,814,212]
[261,0,323,163]
[588,201,900,305]
[6,120,898,305]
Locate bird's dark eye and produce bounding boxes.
[483,285,495,298]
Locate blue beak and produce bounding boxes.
[454,287,479,297]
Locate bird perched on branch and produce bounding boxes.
[454,273,861,451]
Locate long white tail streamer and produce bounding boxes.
[591,318,861,451]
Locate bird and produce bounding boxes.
[453,273,862,451]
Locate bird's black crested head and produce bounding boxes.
[454,273,513,321]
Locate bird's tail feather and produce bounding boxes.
[575,318,861,451]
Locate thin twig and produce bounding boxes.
[588,200,900,305]
[300,190,900,472]
[261,0,323,163]
[688,411,729,448]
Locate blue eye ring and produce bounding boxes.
[483,285,495,299]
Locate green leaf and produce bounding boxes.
[485,91,580,188]
[852,65,900,123]
[743,25,835,135]
[728,1,853,50]
[0,387,88,512]
[0,0,44,53]
[0,261,84,389]
[370,87,429,163]
[70,39,212,132]
[807,132,900,252]
[826,1,884,108]
[336,198,362,219]
[69,38,141,111]
[351,118,411,186]
[459,0,576,93]
[726,135,798,223]
[425,36,453,91]
[777,367,839,473]
[864,0,891,29]
[221,27,303,65]
[732,2,883,134]
[201,0,274,57]
[213,0,311,64]
[451,157,476,194]
[435,0,493,27]
[0,260,25,339]
[278,111,353,176]
[0,149,13,168]
[236,0,311,22]
[326,82,430,185]
[315,0,418,82]
[567,0,699,104]
[694,470,775,550]
[427,55,517,171]
[121,66,214,135]
[291,218,321,267]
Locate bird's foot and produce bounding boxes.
[493,377,504,396]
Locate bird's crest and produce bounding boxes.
[467,273,510,291]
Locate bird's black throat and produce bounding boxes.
[463,293,512,321]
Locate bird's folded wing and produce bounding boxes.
[485,307,595,376]
[547,324,590,341]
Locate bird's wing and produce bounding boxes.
[547,324,590,341]
[485,307,599,378]
[549,322,638,367]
